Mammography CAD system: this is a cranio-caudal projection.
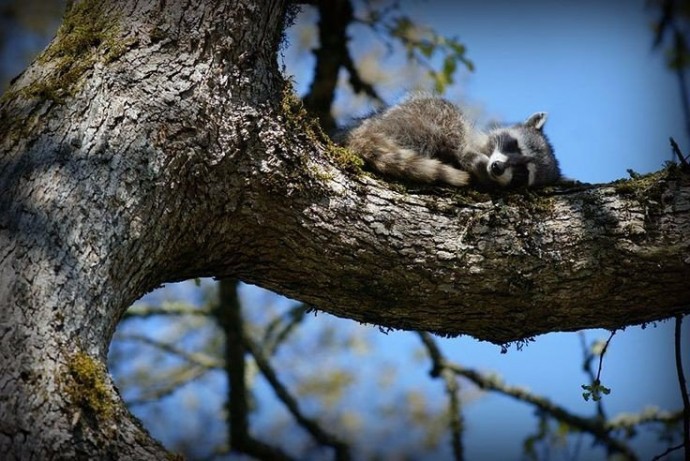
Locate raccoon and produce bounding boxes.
[344,96,561,189]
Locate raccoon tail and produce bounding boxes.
[348,132,470,187]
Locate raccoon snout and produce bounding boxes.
[490,161,506,176]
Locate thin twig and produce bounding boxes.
[125,366,208,407]
[263,304,308,356]
[674,314,690,461]
[444,355,638,460]
[595,330,616,385]
[579,332,607,419]
[115,333,223,369]
[652,442,685,461]
[418,332,465,461]
[674,56,690,143]
[243,335,352,461]
[671,137,690,171]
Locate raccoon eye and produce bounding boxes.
[503,138,520,153]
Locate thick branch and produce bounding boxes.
[228,159,690,344]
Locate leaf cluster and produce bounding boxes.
[581,380,611,402]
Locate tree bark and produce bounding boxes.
[0,0,688,458]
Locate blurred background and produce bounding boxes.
[2,0,689,459]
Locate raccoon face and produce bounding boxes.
[487,132,533,188]
[486,112,550,188]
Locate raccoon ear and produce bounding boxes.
[525,112,547,130]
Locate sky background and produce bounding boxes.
[2,0,688,460]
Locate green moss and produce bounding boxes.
[611,168,672,221]
[65,350,115,420]
[9,0,123,103]
[611,168,670,196]
[280,85,364,174]
[498,189,557,217]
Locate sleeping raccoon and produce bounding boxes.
[344,96,561,188]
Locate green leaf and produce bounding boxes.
[443,55,457,78]
[418,41,434,58]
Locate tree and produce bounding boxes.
[0,0,689,458]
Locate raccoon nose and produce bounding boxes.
[490,161,506,176]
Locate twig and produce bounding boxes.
[115,333,223,369]
[595,331,616,385]
[652,442,685,461]
[671,137,690,171]
[125,366,208,407]
[443,356,638,460]
[675,314,690,461]
[676,66,690,144]
[243,334,352,461]
[579,332,607,419]
[417,332,465,461]
[263,304,308,356]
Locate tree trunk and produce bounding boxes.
[0,0,287,458]
[0,0,688,458]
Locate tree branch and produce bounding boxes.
[263,304,309,355]
[419,330,682,459]
[418,332,465,461]
[215,279,296,461]
[675,315,690,461]
[243,333,352,461]
[115,333,223,369]
[122,302,212,319]
[230,159,690,344]
[301,0,355,133]
[124,366,209,407]
[442,354,639,460]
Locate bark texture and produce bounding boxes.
[0,0,688,458]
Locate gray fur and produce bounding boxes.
[344,96,561,189]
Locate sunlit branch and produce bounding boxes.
[606,408,683,431]
[114,333,223,369]
[122,302,211,319]
[124,366,208,407]
[448,361,638,460]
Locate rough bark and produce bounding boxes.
[0,0,688,458]
[0,0,287,458]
